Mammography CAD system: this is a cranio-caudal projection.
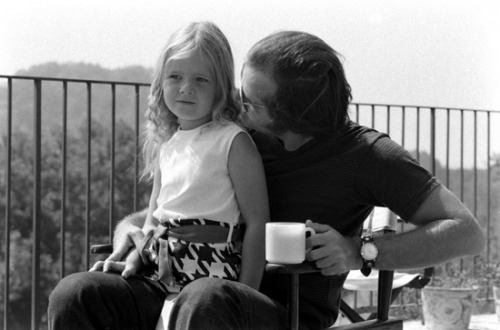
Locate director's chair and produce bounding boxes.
[265,207,432,329]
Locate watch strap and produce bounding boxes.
[361,265,372,276]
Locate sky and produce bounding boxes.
[1,0,500,111]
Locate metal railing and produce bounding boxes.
[1,75,150,329]
[1,74,499,329]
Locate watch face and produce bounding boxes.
[361,243,378,260]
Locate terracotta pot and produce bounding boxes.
[421,286,478,330]
[493,286,500,322]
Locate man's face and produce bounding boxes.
[239,65,277,135]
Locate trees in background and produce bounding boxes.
[0,119,150,329]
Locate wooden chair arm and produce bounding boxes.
[90,244,113,254]
[265,261,319,274]
[333,318,402,330]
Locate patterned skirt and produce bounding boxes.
[140,218,243,292]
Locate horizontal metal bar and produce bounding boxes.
[354,102,500,114]
[0,74,150,87]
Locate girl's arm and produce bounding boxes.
[143,169,162,233]
[228,132,269,290]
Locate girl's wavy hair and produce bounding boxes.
[245,30,352,140]
[142,21,239,180]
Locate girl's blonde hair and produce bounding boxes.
[142,21,239,180]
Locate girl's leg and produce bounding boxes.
[48,271,168,330]
[169,277,288,330]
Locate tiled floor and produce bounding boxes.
[403,313,499,330]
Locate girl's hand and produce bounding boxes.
[305,219,361,276]
[89,260,127,273]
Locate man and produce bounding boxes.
[48,30,484,330]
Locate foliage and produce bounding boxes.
[476,257,500,287]
[430,261,479,289]
[0,116,150,328]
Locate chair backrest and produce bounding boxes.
[364,207,398,233]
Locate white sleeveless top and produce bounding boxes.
[152,121,247,226]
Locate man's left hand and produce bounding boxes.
[305,219,362,275]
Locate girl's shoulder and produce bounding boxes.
[207,120,246,135]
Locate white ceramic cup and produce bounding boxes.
[265,222,315,264]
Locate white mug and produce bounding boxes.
[266,222,315,264]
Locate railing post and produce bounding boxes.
[446,108,450,187]
[371,104,375,128]
[486,111,491,298]
[134,85,140,213]
[430,107,435,175]
[109,84,116,239]
[473,110,477,216]
[416,107,421,162]
[60,81,68,278]
[85,82,92,270]
[460,110,464,201]
[32,79,42,330]
[4,78,13,330]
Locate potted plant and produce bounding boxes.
[421,262,479,330]
[478,260,500,321]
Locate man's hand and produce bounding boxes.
[89,226,146,272]
[305,219,362,276]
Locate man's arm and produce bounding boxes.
[110,209,148,258]
[88,209,147,272]
[306,185,485,275]
[374,184,485,269]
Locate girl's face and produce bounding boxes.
[162,52,217,130]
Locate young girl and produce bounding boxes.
[122,21,269,327]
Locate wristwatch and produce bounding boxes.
[360,235,378,276]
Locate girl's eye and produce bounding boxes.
[197,77,210,83]
[168,75,181,80]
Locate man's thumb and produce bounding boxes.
[122,266,136,279]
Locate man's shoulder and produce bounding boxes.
[340,121,387,145]
[339,121,410,159]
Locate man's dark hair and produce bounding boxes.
[246,31,352,139]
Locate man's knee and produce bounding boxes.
[170,278,241,329]
[177,278,236,304]
[48,273,96,311]
[172,278,286,329]
[48,272,102,329]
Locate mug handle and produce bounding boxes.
[305,227,315,238]
[305,227,316,255]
